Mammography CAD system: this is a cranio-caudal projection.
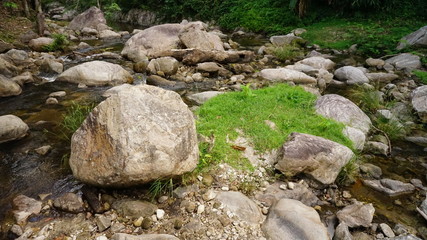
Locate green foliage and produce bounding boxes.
[196,84,353,169]
[336,156,359,185]
[347,85,383,114]
[104,2,121,20]
[149,178,174,201]
[43,34,69,52]
[60,102,95,140]
[373,116,407,140]
[413,70,427,85]
[3,1,18,9]
[270,44,304,61]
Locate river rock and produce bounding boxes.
[114,9,157,27]
[53,192,84,213]
[40,59,63,74]
[255,181,320,207]
[397,25,427,50]
[343,126,366,150]
[147,57,179,76]
[196,62,230,76]
[187,91,224,105]
[146,75,186,90]
[216,191,263,224]
[81,27,98,36]
[112,199,157,219]
[391,235,422,240]
[336,201,375,228]
[0,115,29,144]
[68,6,107,31]
[385,53,421,71]
[270,34,305,46]
[359,163,382,179]
[334,66,369,85]
[57,61,133,86]
[12,72,34,86]
[363,178,415,197]
[380,223,395,238]
[365,72,399,83]
[179,26,224,51]
[5,49,29,65]
[411,85,427,123]
[0,74,22,97]
[275,132,354,185]
[99,29,121,39]
[334,223,353,240]
[12,195,42,224]
[285,63,318,75]
[69,85,198,187]
[260,68,317,84]
[121,23,183,62]
[0,40,13,53]
[405,136,427,147]
[111,233,179,240]
[297,57,336,71]
[0,56,19,77]
[28,37,54,52]
[316,94,372,134]
[262,198,329,240]
[159,48,254,65]
[366,58,385,68]
[365,141,389,156]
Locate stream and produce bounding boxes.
[0,23,426,237]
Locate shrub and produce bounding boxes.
[43,34,69,52]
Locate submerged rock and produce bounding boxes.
[363,178,415,197]
[275,132,354,185]
[262,198,329,240]
[0,115,29,144]
[69,85,199,187]
[336,201,375,228]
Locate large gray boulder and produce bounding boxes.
[179,25,224,51]
[28,37,54,52]
[334,66,369,85]
[260,68,317,84]
[385,53,421,71]
[57,61,133,86]
[216,191,263,224]
[297,57,336,71]
[316,94,372,134]
[397,26,427,50]
[336,201,375,228]
[0,75,22,97]
[262,198,329,240]
[121,23,184,62]
[0,115,29,144]
[275,132,354,185]
[147,57,179,76]
[68,6,107,31]
[69,85,199,187]
[411,85,427,123]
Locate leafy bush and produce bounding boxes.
[43,34,69,52]
[104,2,121,20]
[3,1,18,9]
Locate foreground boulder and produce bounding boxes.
[57,61,133,86]
[411,85,427,123]
[69,85,199,187]
[0,74,22,97]
[275,132,354,185]
[68,6,107,31]
[260,68,317,84]
[397,25,427,50]
[262,198,329,240]
[0,115,29,144]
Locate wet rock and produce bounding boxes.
[12,195,42,224]
[336,201,375,228]
[40,59,63,74]
[380,223,395,238]
[147,57,179,76]
[260,68,317,84]
[365,72,399,83]
[99,29,121,39]
[68,6,107,31]
[49,91,66,98]
[297,56,336,71]
[385,53,421,71]
[187,91,224,105]
[46,97,59,104]
[0,74,22,97]
[146,75,186,90]
[417,196,427,221]
[69,85,198,187]
[112,199,157,219]
[112,233,179,240]
[134,60,149,73]
[365,141,389,156]
[316,94,372,134]
[275,132,354,185]
[366,58,385,68]
[216,191,262,224]
[334,66,369,85]
[363,178,415,197]
[397,25,427,50]
[334,223,352,240]
[34,145,52,155]
[255,181,320,207]
[81,185,104,213]
[359,163,382,179]
[53,192,84,213]
[159,48,254,65]
[0,115,29,144]
[262,198,329,240]
[57,61,133,86]
[196,62,230,76]
[28,37,54,52]
[179,25,224,51]
[411,85,427,123]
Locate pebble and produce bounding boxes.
[380,223,395,238]
[197,205,205,214]
[279,184,287,190]
[133,217,143,227]
[262,207,269,215]
[35,145,52,155]
[202,189,217,201]
[49,91,66,98]
[156,209,165,220]
[287,182,295,190]
[342,191,352,199]
[46,97,58,105]
[158,196,168,204]
[174,218,183,229]
[95,236,108,240]
[221,186,229,191]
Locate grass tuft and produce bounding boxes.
[43,33,69,52]
[60,102,95,140]
[413,70,427,85]
[149,178,174,201]
[270,44,304,61]
[336,156,359,186]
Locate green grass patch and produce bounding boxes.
[413,70,427,85]
[60,102,95,140]
[43,33,69,52]
[270,44,304,61]
[196,84,353,170]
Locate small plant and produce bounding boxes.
[149,178,174,201]
[43,34,69,52]
[347,86,383,114]
[241,83,256,97]
[270,44,304,61]
[3,1,18,9]
[372,115,406,140]
[413,70,427,85]
[60,102,95,140]
[336,157,359,186]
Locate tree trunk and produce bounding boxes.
[34,0,46,36]
[22,0,30,18]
